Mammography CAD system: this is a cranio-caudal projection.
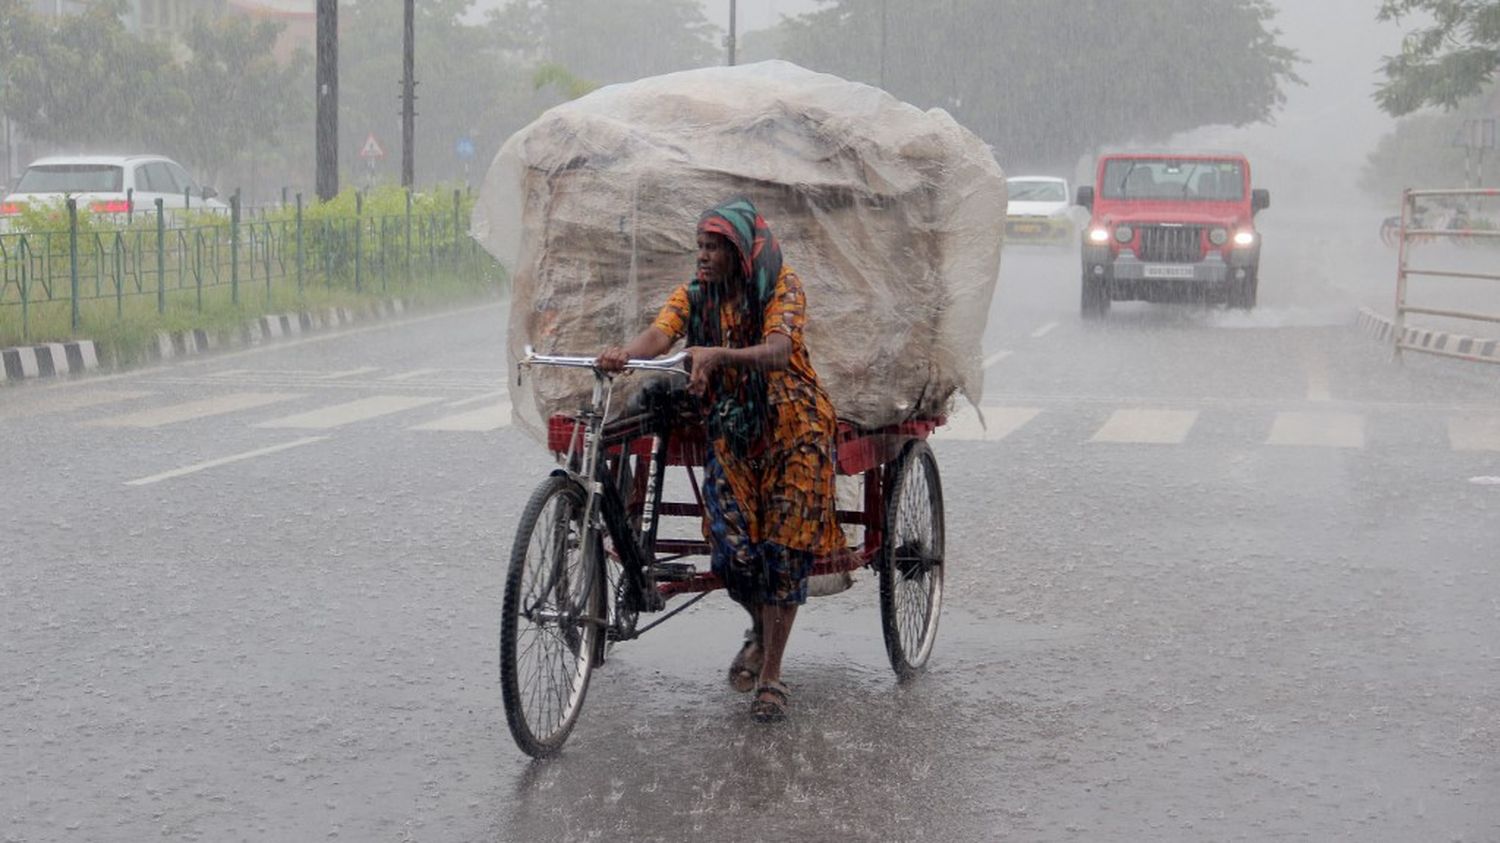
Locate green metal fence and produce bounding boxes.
[0,189,495,341]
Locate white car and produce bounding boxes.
[2,154,227,221]
[1005,175,1082,246]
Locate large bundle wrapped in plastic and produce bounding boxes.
[472,60,1005,442]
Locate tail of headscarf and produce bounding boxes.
[687,197,781,458]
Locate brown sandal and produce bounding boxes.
[750,681,790,723]
[727,631,761,694]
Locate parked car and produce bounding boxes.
[1005,175,1082,246]
[1074,151,1269,316]
[1,154,227,222]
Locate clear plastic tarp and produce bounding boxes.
[472,60,1006,442]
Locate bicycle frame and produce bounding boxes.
[519,346,947,630]
[518,347,693,622]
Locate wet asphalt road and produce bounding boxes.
[2,208,1499,841]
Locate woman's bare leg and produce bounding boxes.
[756,602,798,685]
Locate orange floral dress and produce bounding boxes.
[652,265,846,605]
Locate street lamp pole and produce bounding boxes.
[879,0,888,88]
[401,0,416,188]
[727,0,737,66]
[315,0,339,201]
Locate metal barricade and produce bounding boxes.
[1393,187,1500,363]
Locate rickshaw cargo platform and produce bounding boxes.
[473,60,1007,443]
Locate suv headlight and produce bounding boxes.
[1233,230,1256,247]
[1113,224,1133,244]
[1088,227,1110,243]
[1209,227,1229,246]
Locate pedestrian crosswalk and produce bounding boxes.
[83,392,302,428]
[7,379,1500,451]
[255,395,445,429]
[932,403,1500,451]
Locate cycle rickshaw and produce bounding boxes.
[501,347,947,758]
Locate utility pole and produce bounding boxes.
[401,0,416,188]
[879,0,888,88]
[727,0,736,66]
[315,0,339,201]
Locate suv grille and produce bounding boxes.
[1137,225,1203,263]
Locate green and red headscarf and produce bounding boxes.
[688,197,782,458]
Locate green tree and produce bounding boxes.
[177,15,312,189]
[776,0,1301,169]
[490,0,719,86]
[1374,0,1500,116]
[0,0,180,149]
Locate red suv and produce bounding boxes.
[1075,152,1269,317]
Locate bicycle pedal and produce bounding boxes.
[647,562,697,581]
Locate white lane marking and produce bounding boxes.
[256,395,443,429]
[382,368,442,381]
[1266,411,1365,448]
[935,405,1041,442]
[1305,354,1331,402]
[1470,476,1500,485]
[1448,416,1500,451]
[210,369,252,378]
[85,392,302,428]
[125,436,328,486]
[446,389,510,408]
[1030,321,1059,338]
[319,366,382,380]
[0,389,154,421]
[410,401,512,431]
[982,350,1013,369]
[1090,409,1199,444]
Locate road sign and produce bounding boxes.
[359,133,386,160]
[455,137,475,161]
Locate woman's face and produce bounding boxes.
[696,231,737,286]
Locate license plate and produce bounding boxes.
[1010,222,1043,235]
[1143,264,1195,279]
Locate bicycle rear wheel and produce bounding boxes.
[500,474,603,758]
[878,440,945,679]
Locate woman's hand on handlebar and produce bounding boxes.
[686,346,724,396]
[596,327,675,373]
[596,346,631,373]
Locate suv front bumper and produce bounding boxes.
[1082,245,1258,301]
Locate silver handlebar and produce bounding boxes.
[519,344,690,377]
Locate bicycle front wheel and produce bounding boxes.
[500,474,603,758]
[878,440,946,679]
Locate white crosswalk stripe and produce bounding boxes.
[382,368,443,381]
[319,366,383,380]
[256,395,444,429]
[410,401,512,432]
[933,405,1041,441]
[1265,411,1365,448]
[1448,416,1500,451]
[1091,409,1199,444]
[85,392,303,428]
[0,389,154,420]
[446,389,509,408]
